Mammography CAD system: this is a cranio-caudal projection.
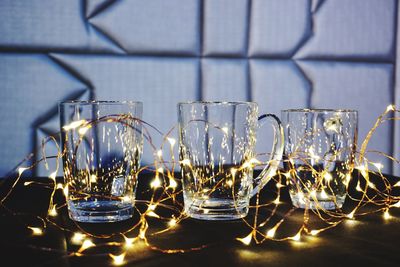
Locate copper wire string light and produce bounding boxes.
[0,105,399,265]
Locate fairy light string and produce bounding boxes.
[0,105,398,265]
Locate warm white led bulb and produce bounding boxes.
[236,232,252,245]
[110,253,125,266]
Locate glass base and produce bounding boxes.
[68,200,134,223]
[290,192,345,210]
[184,198,249,220]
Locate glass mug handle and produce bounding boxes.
[251,114,284,197]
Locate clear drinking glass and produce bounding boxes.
[178,102,284,220]
[59,101,143,222]
[282,109,358,210]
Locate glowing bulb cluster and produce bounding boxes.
[8,106,400,257]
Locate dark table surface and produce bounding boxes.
[1,172,400,267]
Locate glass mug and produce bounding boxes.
[282,109,358,210]
[60,101,143,222]
[178,102,284,220]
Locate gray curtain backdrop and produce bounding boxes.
[0,0,399,176]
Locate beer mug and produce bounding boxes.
[178,102,284,220]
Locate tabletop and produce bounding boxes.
[0,172,399,267]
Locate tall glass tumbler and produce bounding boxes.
[178,102,284,220]
[59,101,143,222]
[282,109,358,210]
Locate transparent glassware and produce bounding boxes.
[282,109,358,210]
[178,102,284,220]
[59,101,143,223]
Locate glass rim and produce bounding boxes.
[282,108,357,113]
[59,100,143,106]
[178,101,257,106]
